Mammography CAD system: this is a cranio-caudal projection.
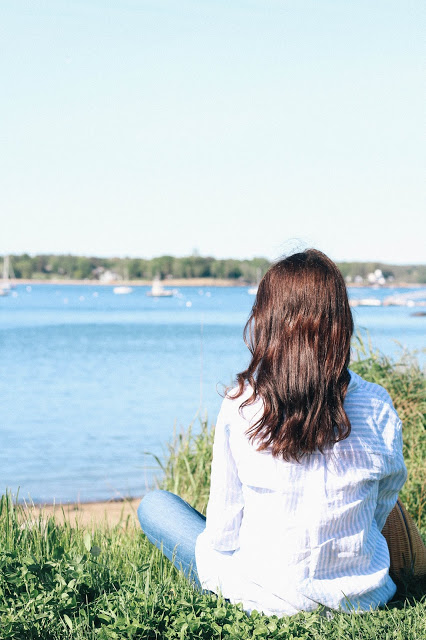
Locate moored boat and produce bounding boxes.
[146,275,174,297]
[0,255,15,296]
[113,286,133,295]
[350,298,382,307]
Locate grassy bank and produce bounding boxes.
[1,346,425,639]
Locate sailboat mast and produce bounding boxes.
[3,255,9,281]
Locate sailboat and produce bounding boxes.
[146,274,174,297]
[248,267,261,295]
[0,256,14,296]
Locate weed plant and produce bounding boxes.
[350,336,425,537]
[0,342,425,639]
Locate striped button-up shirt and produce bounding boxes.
[195,370,407,615]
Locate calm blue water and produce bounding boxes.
[0,284,424,503]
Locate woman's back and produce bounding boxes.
[195,370,407,615]
[139,249,407,617]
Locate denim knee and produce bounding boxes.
[137,489,170,531]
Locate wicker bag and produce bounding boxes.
[382,499,426,579]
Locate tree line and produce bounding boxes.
[7,254,271,282]
[4,254,426,284]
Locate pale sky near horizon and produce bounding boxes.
[1,1,424,264]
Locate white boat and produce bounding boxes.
[146,275,174,298]
[350,298,382,307]
[0,255,15,296]
[248,268,261,295]
[383,290,426,307]
[113,285,133,295]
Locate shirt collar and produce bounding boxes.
[347,369,359,394]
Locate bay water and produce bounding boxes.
[0,284,424,503]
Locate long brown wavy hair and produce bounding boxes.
[230,249,354,461]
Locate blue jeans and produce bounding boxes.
[137,490,206,587]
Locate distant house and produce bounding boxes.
[92,266,105,279]
[367,269,386,285]
[99,270,122,283]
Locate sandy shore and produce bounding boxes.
[25,497,142,528]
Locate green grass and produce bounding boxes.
[1,342,425,639]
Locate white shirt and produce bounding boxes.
[195,370,407,616]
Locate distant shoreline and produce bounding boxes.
[11,278,426,289]
[17,278,244,288]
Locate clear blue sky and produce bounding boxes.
[1,1,424,263]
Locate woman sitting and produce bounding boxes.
[138,249,407,616]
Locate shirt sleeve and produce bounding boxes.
[202,398,244,551]
[374,417,408,532]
